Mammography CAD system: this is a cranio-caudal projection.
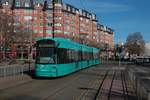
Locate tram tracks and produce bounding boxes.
[93,70,109,100]
[78,69,130,100]
[42,72,83,100]
[94,71,116,100]
[121,71,129,100]
[0,66,132,100]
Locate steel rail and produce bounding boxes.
[93,70,109,100]
[108,71,116,100]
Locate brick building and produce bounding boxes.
[0,0,114,59]
[97,23,114,59]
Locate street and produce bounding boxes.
[0,63,137,100]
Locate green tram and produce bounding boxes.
[35,37,100,77]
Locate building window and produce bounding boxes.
[15,16,20,21]
[25,10,32,13]
[40,23,43,26]
[40,16,43,20]
[64,31,69,34]
[46,30,52,34]
[54,16,62,20]
[16,1,21,7]
[67,6,71,11]
[47,16,52,20]
[64,12,69,17]
[34,23,37,27]
[86,19,89,23]
[55,9,61,13]
[39,30,43,33]
[24,16,32,21]
[34,30,38,33]
[34,17,37,20]
[47,23,52,27]
[24,28,31,33]
[72,27,75,31]
[54,30,62,33]
[24,2,30,7]
[14,22,20,26]
[80,17,83,20]
[47,4,53,8]
[72,15,76,19]
[72,8,75,13]
[54,23,62,27]
[24,22,30,26]
[71,20,75,25]
[66,26,70,30]
[47,10,52,13]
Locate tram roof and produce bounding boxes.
[35,37,99,53]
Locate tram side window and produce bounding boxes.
[71,50,79,62]
[93,53,97,59]
[67,50,74,62]
[82,52,88,60]
[67,50,79,62]
[86,52,90,60]
[89,52,93,60]
[57,48,68,64]
[78,51,82,61]
[57,48,81,64]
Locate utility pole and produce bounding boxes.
[43,1,47,38]
[11,0,15,60]
[52,0,55,38]
[30,0,34,60]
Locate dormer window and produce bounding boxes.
[72,8,75,13]
[24,2,30,7]
[48,3,53,8]
[76,10,79,14]
[68,6,70,11]
[16,1,21,7]
[5,2,9,5]
[37,3,40,7]
[79,9,82,15]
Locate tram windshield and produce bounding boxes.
[36,44,56,64]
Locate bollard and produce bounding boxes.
[0,68,2,77]
[4,67,6,77]
[22,65,24,76]
[148,92,150,100]
[13,66,15,76]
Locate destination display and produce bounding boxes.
[38,44,55,48]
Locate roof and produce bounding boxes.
[35,37,99,53]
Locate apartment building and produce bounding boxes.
[0,0,114,59]
[97,23,114,58]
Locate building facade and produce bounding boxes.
[0,0,114,59]
[145,43,150,56]
[97,24,114,59]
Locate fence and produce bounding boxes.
[0,64,34,77]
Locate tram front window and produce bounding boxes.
[36,47,56,64]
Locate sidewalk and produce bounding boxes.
[0,74,32,90]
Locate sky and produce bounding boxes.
[63,0,150,43]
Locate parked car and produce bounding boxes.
[143,57,150,63]
[135,56,144,64]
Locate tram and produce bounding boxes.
[35,37,100,77]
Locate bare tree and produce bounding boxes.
[0,11,14,59]
[0,10,31,60]
[125,32,145,56]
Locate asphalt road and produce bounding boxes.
[0,64,136,100]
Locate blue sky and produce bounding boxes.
[63,0,150,43]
